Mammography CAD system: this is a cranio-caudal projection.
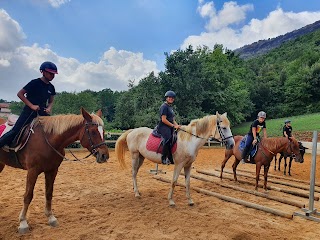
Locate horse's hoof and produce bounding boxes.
[169,200,175,207]
[49,217,59,227]
[135,193,141,198]
[188,200,194,206]
[18,226,29,234]
[18,220,29,234]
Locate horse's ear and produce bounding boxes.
[81,108,92,122]
[96,109,102,118]
[222,112,227,117]
[216,111,220,116]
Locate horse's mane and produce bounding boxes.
[37,113,104,135]
[261,137,289,150]
[179,115,216,141]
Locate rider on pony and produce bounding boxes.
[283,119,293,139]
[156,90,180,165]
[0,61,58,148]
[241,111,268,164]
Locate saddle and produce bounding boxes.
[2,119,37,153]
[146,127,177,154]
[239,135,258,163]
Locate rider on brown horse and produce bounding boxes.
[0,61,58,148]
[241,111,268,164]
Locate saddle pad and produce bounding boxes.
[0,123,13,137]
[239,135,258,158]
[146,133,177,154]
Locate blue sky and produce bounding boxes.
[0,0,320,101]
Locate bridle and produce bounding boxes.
[215,116,234,144]
[179,116,233,145]
[286,139,296,159]
[39,119,106,161]
[80,122,107,155]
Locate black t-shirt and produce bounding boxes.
[159,102,174,126]
[283,125,292,137]
[248,119,266,137]
[23,78,56,109]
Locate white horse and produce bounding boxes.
[115,112,235,206]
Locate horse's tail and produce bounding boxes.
[115,129,133,169]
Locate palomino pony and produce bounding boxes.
[115,112,235,206]
[273,141,307,175]
[0,108,109,234]
[220,135,303,190]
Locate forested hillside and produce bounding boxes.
[7,27,320,130]
[234,20,320,59]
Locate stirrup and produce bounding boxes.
[162,158,171,165]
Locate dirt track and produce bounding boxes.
[1,147,320,240]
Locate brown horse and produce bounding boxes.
[0,108,109,234]
[220,135,303,190]
[273,141,308,175]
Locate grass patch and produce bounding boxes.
[232,113,320,137]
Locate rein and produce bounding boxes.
[38,118,106,162]
[259,138,294,161]
[38,119,71,161]
[178,128,208,140]
[178,116,233,144]
[259,143,276,156]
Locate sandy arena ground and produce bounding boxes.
[1,147,320,240]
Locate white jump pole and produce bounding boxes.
[149,164,166,175]
[294,131,320,222]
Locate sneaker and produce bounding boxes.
[240,159,246,164]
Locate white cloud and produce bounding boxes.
[48,0,71,8]
[198,1,253,31]
[182,1,320,50]
[0,9,25,53]
[0,10,159,101]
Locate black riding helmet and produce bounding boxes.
[164,90,176,98]
[40,61,58,74]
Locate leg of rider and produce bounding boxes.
[241,135,253,163]
[167,140,173,163]
[0,109,34,148]
[161,141,170,164]
[0,130,16,148]
[160,127,171,165]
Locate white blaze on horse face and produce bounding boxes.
[98,126,104,140]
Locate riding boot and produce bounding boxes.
[0,131,15,148]
[161,144,170,165]
[167,143,174,164]
[241,146,250,164]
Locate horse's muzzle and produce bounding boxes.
[95,151,109,163]
[225,138,235,150]
[294,155,304,163]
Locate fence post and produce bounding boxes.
[294,131,320,222]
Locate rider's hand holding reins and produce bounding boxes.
[173,124,180,129]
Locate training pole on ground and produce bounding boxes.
[294,131,320,222]
[149,164,166,175]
